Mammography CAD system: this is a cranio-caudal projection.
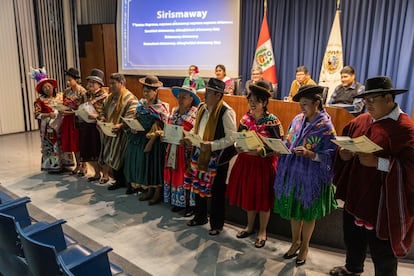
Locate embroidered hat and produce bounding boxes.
[86,68,105,86]
[293,85,324,102]
[172,85,200,106]
[354,76,408,98]
[139,75,163,88]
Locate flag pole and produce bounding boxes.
[264,0,267,13]
[337,0,341,10]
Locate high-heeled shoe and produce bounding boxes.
[283,243,301,259]
[295,258,306,266]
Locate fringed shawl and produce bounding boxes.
[193,100,224,141]
[275,110,337,208]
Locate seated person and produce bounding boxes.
[287,66,316,101]
[183,65,205,91]
[215,64,235,95]
[243,66,274,97]
[328,66,365,114]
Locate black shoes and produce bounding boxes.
[254,238,266,248]
[295,258,306,266]
[187,219,208,227]
[236,230,255,239]
[107,182,125,190]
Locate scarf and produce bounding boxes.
[106,87,127,124]
[193,99,224,141]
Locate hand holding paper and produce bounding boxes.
[121,117,144,131]
[232,131,263,152]
[331,135,382,153]
[163,124,184,145]
[259,136,291,154]
[183,130,202,147]
[97,121,116,137]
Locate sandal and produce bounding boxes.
[254,238,266,248]
[208,229,222,236]
[236,230,255,239]
[329,266,361,275]
[99,177,109,184]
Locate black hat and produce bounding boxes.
[86,68,105,86]
[65,67,80,79]
[206,78,226,93]
[354,76,408,98]
[293,85,324,102]
[249,83,272,98]
[139,75,163,88]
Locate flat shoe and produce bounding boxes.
[125,187,137,195]
[254,238,266,248]
[87,176,100,182]
[208,229,221,236]
[296,258,306,266]
[236,230,255,239]
[99,178,109,184]
[187,219,208,227]
[107,183,124,190]
[329,266,360,275]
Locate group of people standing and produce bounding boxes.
[32,66,414,275]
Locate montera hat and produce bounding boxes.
[353,76,408,98]
[293,85,324,102]
[206,78,226,93]
[86,68,105,86]
[139,75,163,88]
[172,85,201,106]
[31,67,58,93]
[64,67,81,79]
[249,82,272,98]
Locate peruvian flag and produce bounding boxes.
[253,11,278,85]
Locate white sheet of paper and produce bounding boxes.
[163,124,183,145]
[260,136,291,154]
[331,135,383,153]
[232,131,264,152]
[51,103,69,112]
[121,117,144,131]
[183,130,202,148]
[97,121,117,137]
[75,108,95,123]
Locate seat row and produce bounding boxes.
[0,193,129,276]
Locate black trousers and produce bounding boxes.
[343,209,397,276]
[193,163,229,230]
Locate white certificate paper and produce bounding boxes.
[75,108,95,123]
[232,131,264,152]
[331,135,383,153]
[121,117,144,131]
[183,130,202,148]
[163,124,183,145]
[97,121,117,137]
[260,136,291,154]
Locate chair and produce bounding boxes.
[16,222,113,276]
[0,196,32,228]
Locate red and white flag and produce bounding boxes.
[253,10,278,85]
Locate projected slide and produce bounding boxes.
[118,0,240,77]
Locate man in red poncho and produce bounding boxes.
[330,76,414,276]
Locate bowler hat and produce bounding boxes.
[354,76,408,98]
[249,83,272,98]
[65,67,81,79]
[206,78,226,93]
[86,68,105,86]
[293,85,324,102]
[139,75,163,88]
[172,85,200,106]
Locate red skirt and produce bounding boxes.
[60,114,79,152]
[227,153,277,212]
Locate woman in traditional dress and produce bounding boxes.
[182,65,205,91]
[32,68,63,172]
[61,68,87,174]
[273,85,337,266]
[227,82,284,248]
[124,75,169,204]
[215,64,234,95]
[78,69,108,182]
[163,85,199,215]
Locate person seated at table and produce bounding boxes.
[243,66,274,97]
[328,66,365,114]
[182,65,205,91]
[287,66,316,101]
[215,64,235,95]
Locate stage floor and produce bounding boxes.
[1,131,413,275]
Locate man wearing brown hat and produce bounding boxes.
[98,73,138,190]
[330,76,414,276]
[184,78,237,235]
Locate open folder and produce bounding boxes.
[121,117,144,131]
[232,131,264,152]
[97,121,117,137]
[259,136,291,154]
[331,135,383,153]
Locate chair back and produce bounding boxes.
[0,213,21,255]
[16,222,61,276]
[0,197,32,228]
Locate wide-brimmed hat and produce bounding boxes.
[249,83,272,98]
[86,68,105,86]
[293,85,324,102]
[31,67,58,93]
[354,76,408,98]
[206,78,226,93]
[172,85,201,106]
[36,78,58,93]
[65,67,81,79]
[139,75,163,88]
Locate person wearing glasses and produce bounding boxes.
[287,66,316,101]
[330,76,414,276]
[242,67,274,97]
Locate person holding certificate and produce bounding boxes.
[123,75,169,205]
[163,85,200,215]
[98,73,138,191]
[330,77,414,276]
[226,82,284,248]
[78,69,108,182]
[184,78,237,236]
[273,85,337,266]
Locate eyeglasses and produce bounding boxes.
[362,94,384,104]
